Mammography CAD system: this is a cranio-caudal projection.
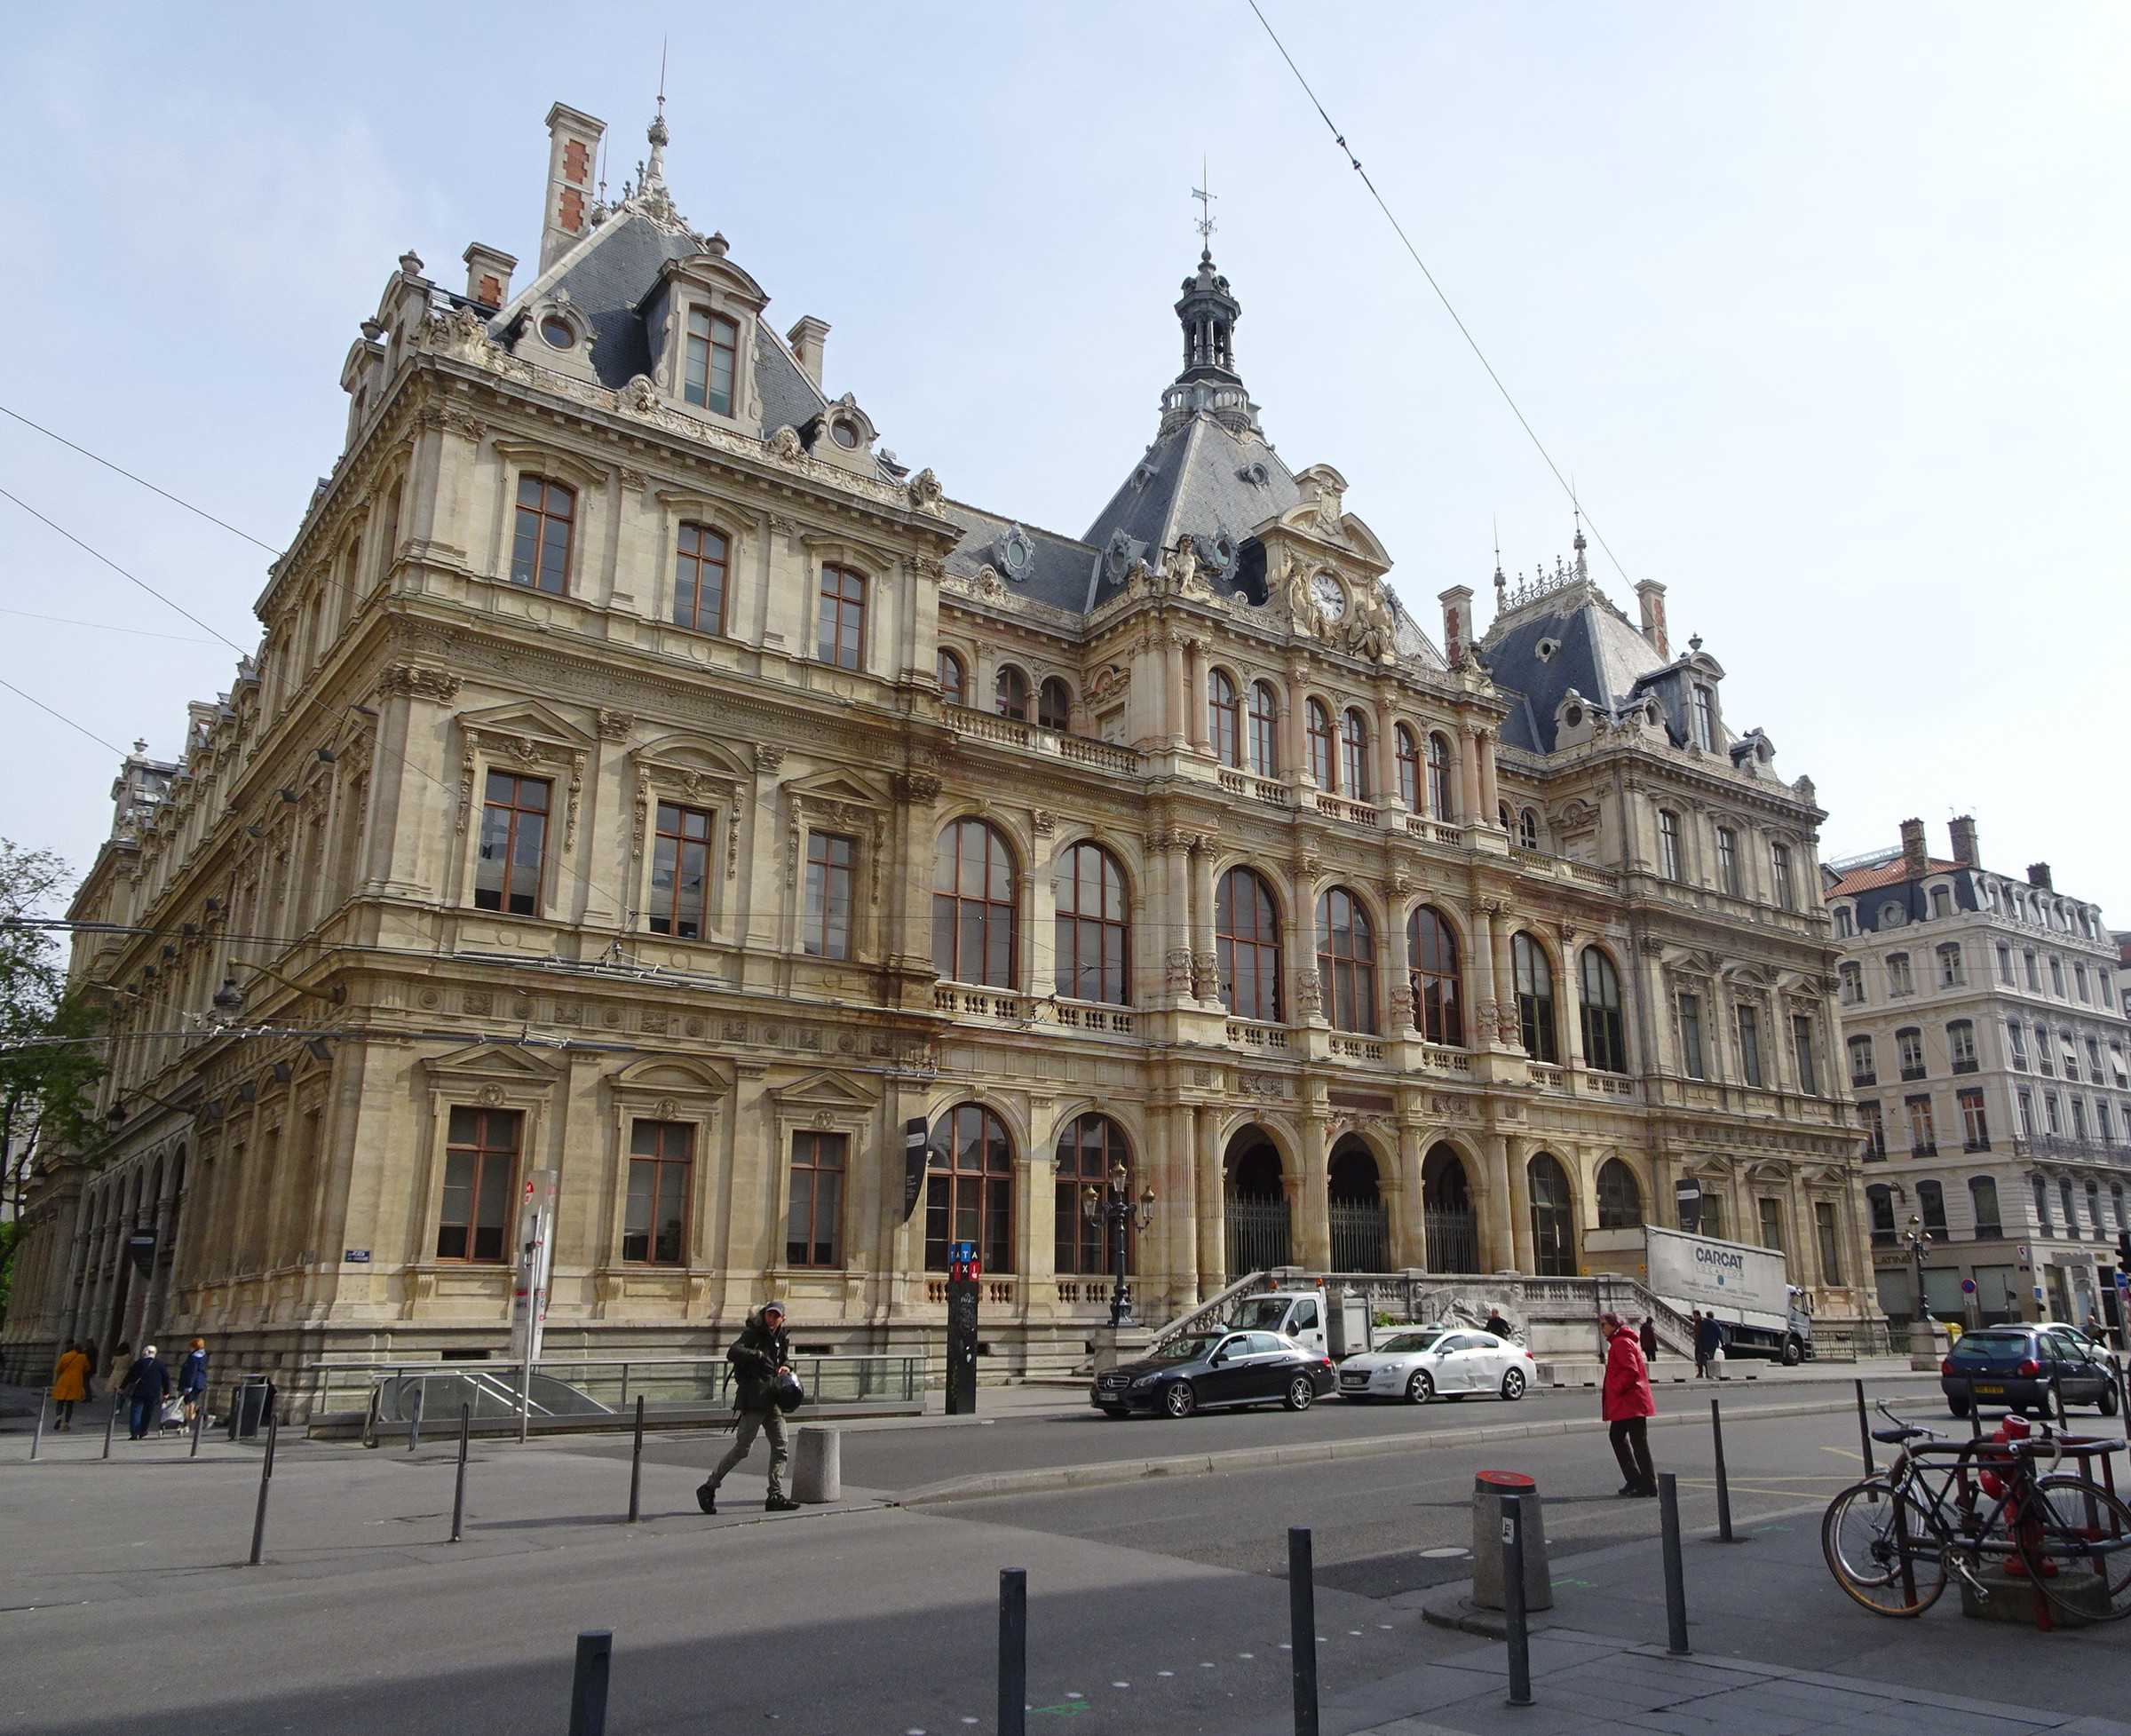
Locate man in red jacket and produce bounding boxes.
[1600,1312,1657,1497]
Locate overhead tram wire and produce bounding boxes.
[1246,2,1632,585]
[0,677,129,756]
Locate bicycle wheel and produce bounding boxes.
[1823,1481,1947,1616]
[2025,1476,2131,1621]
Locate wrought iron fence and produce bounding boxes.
[1328,1201,1389,1273]
[1226,1197,1292,1279]
[1423,1209,1479,1274]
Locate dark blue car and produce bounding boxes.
[1942,1325,2120,1418]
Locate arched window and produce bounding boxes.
[818,563,866,670]
[1518,809,1540,852]
[1657,810,1683,881]
[1341,709,1370,799]
[994,665,1029,722]
[1427,732,1454,818]
[511,475,574,594]
[932,820,1018,988]
[1406,906,1463,1046]
[1248,682,1279,775]
[1596,1159,1643,1229]
[1055,1114,1133,1276]
[1216,868,1282,1022]
[937,647,965,707]
[926,1104,1013,1273]
[1499,801,1513,832]
[1513,932,1559,1063]
[1315,887,1377,1034]
[1395,725,1420,809]
[1528,1153,1576,1276]
[1054,842,1129,1005]
[672,522,729,633]
[1037,677,1072,733]
[1306,700,1335,788]
[1208,670,1241,766]
[1579,948,1628,1074]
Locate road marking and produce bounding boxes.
[1419,1545,1470,1558]
[1158,1671,1174,1677]
[1112,1682,1129,1689]
[1822,1445,1864,1463]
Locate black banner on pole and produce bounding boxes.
[1674,1177,1702,1235]
[903,1117,929,1223]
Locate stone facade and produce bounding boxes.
[1,102,1874,1391]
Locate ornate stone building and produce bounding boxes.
[3,101,1872,1389]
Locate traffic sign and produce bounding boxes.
[1960,1278,1977,1295]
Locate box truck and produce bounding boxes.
[1644,1225,1813,1364]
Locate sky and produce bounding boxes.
[1,3,2126,917]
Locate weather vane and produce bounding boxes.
[1192,157,1216,249]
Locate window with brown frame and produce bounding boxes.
[1306,700,1335,788]
[1216,867,1282,1022]
[1038,677,1072,733]
[671,522,729,634]
[623,1121,692,1264]
[1054,1114,1132,1276]
[786,1130,844,1267]
[804,831,855,960]
[1396,725,1420,809]
[1341,710,1371,800]
[1316,887,1377,1034]
[647,802,711,939]
[925,1104,1012,1272]
[1426,732,1454,817]
[816,565,865,670]
[994,665,1029,721]
[474,772,550,916]
[1513,931,1559,1063]
[1209,670,1241,766]
[684,307,739,415]
[937,647,965,707]
[1407,906,1463,1045]
[438,1106,519,1262]
[1054,841,1129,1004]
[1248,682,1279,775]
[510,476,574,594]
[932,819,1018,987]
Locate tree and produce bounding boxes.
[0,841,104,1325]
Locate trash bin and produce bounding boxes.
[230,1377,272,1440]
[1471,1470,1553,1612]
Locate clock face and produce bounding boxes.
[1311,574,1346,620]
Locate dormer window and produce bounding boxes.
[685,308,739,415]
[1691,684,1717,751]
[539,316,577,350]
[830,418,860,449]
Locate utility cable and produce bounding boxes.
[0,676,129,755]
[1247,2,1632,584]
[0,606,223,645]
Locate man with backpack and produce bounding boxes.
[698,1301,799,1514]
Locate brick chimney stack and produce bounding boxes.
[463,243,517,311]
[2028,862,2054,892]
[1635,580,1669,660]
[1899,818,1929,878]
[1438,585,1474,667]
[541,104,606,274]
[1949,815,1978,868]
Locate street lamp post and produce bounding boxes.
[1905,1214,1932,1324]
[1082,1163,1156,1329]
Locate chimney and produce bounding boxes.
[540,103,606,274]
[2027,862,2053,892]
[463,243,517,311]
[1635,580,1669,659]
[787,316,830,390]
[1949,814,1978,868]
[1438,585,1474,666]
[1898,818,1929,878]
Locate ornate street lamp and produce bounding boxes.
[1081,1161,1156,1329]
[1904,1213,1932,1324]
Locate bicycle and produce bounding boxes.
[1821,1400,2131,1621]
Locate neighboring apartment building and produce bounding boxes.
[1,101,1871,1397]
[1826,818,2130,1336]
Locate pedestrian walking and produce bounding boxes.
[100,1341,131,1423]
[1484,1307,1514,1341]
[121,1344,172,1440]
[696,1301,798,1515]
[50,1341,91,1431]
[1689,1310,1707,1378]
[1599,1312,1657,1498]
[1639,1317,1658,1362]
[178,1338,209,1427]
[1694,1311,1724,1380]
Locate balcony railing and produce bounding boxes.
[1225,1019,1291,1051]
[1216,769,1291,806]
[1314,794,1379,827]
[2013,1135,2131,1167]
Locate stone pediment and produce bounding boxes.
[457,698,596,749]
[635,736,751,781]
[419,1041,566,1082]
[613,1056,727,1096]
[767,1069,880,1108]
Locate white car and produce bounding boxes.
[1336,1327,1536,1404]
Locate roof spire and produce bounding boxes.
[1572,504,1587,581]
[1192,158,1217,258]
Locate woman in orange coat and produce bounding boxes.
[50,1342,91,1431]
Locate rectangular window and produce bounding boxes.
[2072,1098,2089,1140]
[672,523,729,634]
[1658,811,1682,882]
[2112,1043,2127,1089]
[1996,943,2014,986]
[817,564,865,670]
[474,772,550,916]
[1848,1034,1876,1088]
[785,1131,845,1268]
[1970,1176,2003,1239]
[2075,963,2090,1003]
[804,831,855,960]
[1757,1196,1785,1252]
[1691,685,1716,750]
[1937,944,1963,987]
[2016,1089,2034,1138]
[1839,962,1863,1004]
[1814,1201,1842,1285]
[1678,992,1705,1079]
[2036,1024,2054,1074]
[1715,828,1739,896]
[1791,1014,1818,1096]
[2008,1022,2028,1070]
[2049,956,2065,996]
[684,307,740,415]
[1897,1028,1925,1080]
[510,475,574,594]
[1948,1021,1977,1073]
[2085,1036,2103,1080]
[1959,1088,1990,1152]
[2024,951,2040,990]
[2044,1092,2061,1135]
[438,1106,519,1262]
[2100,1101,2116,1145]
[1736,1003,1764,1088]
[623,1122,692,1264]
[1905,1094,1937,1156]
[647,803,712,939]
[1886,954,1913,996]
[1858,1100,1885,1160]
[1770,844,1794,911]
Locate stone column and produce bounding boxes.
[1490,905,1518,1050]
[1189,836,1219,1004]
[1373,694,1400,809]
[1161,1102,1198,1312]
[1160,835,1194,1008]
[1477,1131,1514,1272]
[1506,1138,1536,1274]
[1477,727,1501,823]
[1470,900,1500,1046]
[1393,1122,1423,1270]
[1196,1104,1225,1297]
[1296,1114,1332,1270]
[1162,629,1186,749]
[1184,638,1209,754]
[1459,725,1484,821]
[1285,667,1311,786]
[1558,929,1587,1072]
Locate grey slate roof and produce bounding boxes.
[939,502,1097,618]
[1481,584,1668,753]
[541,210,701,388]
[755,325,828,440]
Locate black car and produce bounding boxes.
[1091,1328,1336,1419]
[1942,1324,2122,1417]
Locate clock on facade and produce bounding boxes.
[1311,573,1346,621]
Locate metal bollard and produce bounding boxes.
[568,1630,611,1736]
[1658,1472,1690,1654]
[1710,1399,1740,1543]
[29,1393,46,1462]
[1854,1378,1874,1479]
[628,1395,645,1524]
[102,1392,118,1459]
[408,1382,424,1455]
[1968,1375,1982,1440]
[191,1402,205,1459]
[450,1405,469,1543]
[998,1568,1027,1736]
[1288,1527,1319,1736]
[1501,1494,1532,1707]
[248,1388,279,1566]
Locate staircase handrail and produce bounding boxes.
[1148,1271,1272,1353]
